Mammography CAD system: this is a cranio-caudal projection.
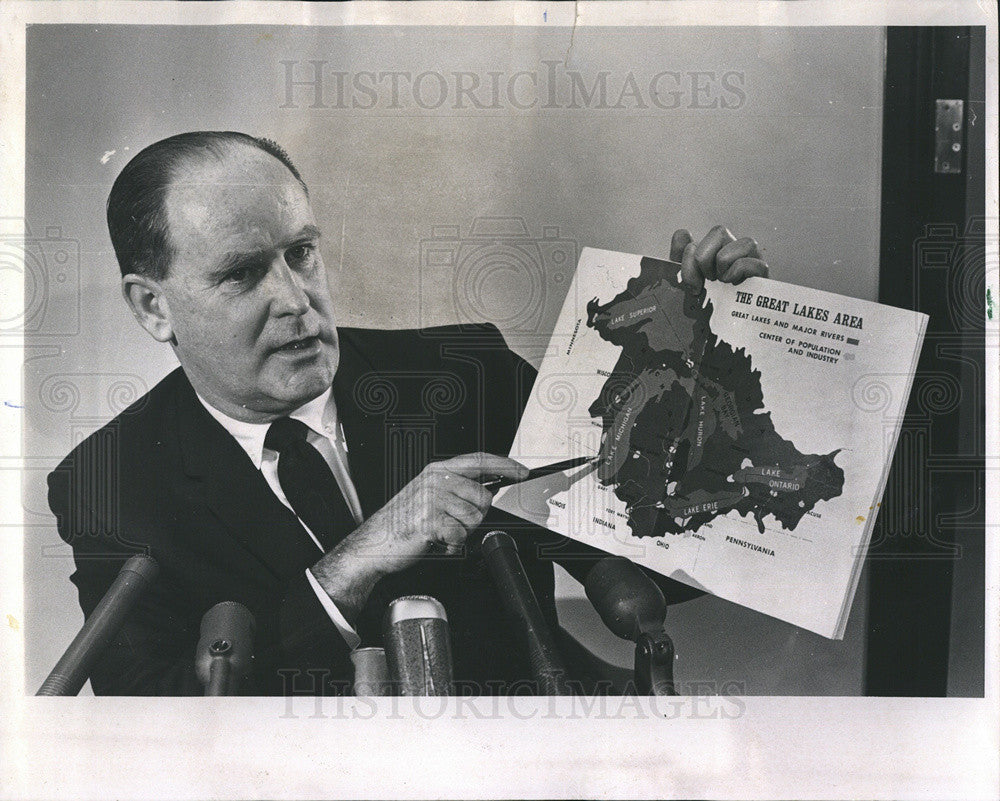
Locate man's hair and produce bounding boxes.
[106,131,307,280]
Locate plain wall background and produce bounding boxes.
[22,24,885,694]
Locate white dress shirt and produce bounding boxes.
[196,388,363,648]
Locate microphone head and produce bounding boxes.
[481,529,517,558]
[120,553,160,584]
[385,595,449,626]
[195,601,255,686]
[584,556,666,642]
[384,595,453,696]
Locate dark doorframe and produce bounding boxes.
[866,27,986,696]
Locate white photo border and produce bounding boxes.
[1,2,996,799]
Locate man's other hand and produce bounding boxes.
[671,226,769,294]
[310,453,527,622]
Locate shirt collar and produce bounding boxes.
[196,388,337,469]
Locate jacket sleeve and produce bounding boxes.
[47,466,354,696]
[46,478,202,696]
[256,571,356,696]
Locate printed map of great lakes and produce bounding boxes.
[586,256,845,538]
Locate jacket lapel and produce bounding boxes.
[333,329,391,519]
[170,328,401,580]
[172,371,322,581]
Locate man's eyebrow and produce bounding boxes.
[292,224,322,242]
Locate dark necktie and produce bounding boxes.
[264,417,355,552]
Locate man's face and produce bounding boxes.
[156,146,339,422]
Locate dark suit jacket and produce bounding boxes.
[48,324,701,695]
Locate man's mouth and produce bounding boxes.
[275,335,321,354]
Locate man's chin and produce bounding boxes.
[265,353,338,408]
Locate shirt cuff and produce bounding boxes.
[305,568,362,650]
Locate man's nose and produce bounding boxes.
[267,258,310,316]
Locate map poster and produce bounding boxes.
[494,247,928,638]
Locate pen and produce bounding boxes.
[482,455,598,492]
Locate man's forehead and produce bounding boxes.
[172,140,294,183]
[164,146,315,251]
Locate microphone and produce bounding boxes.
[584,556,667,640]
[37,554,159,696]
[384,596,454,696]
[195,601,255,696]
[584,557,676,695]
[481,530,571,695]
[351,647,390,696]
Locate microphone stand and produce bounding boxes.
[634,630,676,696]
[196,601,255,696]
[204,639,238,697]
[37,554,159,696]
[482,531,572,695]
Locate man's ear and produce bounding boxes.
[122,273,175,343]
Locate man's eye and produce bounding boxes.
[286,243,316,264]
[224,266,252,284]
[220,263,265,288]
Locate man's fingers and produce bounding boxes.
[434,514,472,554]
[693,225,736,281]
[442,475,494,510]
[669,229,693,263]
[721,257,769,284]
[439,493,484,530]
[437,452,529,480]
[716,237,760,279]
[679,241,704,294]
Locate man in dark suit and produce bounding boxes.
[48,131,769,695]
